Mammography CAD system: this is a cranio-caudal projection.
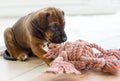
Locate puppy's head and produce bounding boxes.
[31,7,67,44]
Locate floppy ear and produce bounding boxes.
[30,12,50,39]
[31,12,50,32]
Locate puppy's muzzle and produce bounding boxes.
[50,31,67,44]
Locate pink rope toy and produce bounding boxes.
[43,40,120,74]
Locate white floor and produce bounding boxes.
[0,13,120,81]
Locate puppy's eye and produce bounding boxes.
[51,24,57,31]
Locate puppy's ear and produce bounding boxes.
[30,12,50,39]
[44,12,50,27]
[46,13,50,18]
[31,12,50,32]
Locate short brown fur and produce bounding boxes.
[4,7,67,65]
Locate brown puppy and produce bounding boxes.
[3,7,67,65]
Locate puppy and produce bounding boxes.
[3,7,67,65]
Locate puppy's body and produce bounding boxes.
[11,14,32,49]
[3,7,67,65]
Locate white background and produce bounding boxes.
[0,0,120,50]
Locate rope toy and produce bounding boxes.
[43,40,120,74]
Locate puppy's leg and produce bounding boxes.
[31,37,52,65]
[4,28,28,61]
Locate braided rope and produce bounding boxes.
[44,40,120,74]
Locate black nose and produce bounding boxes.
[62,36,67,42]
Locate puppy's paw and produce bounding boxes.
[17,53,28,61]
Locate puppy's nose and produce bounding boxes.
[62,36,67,42]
